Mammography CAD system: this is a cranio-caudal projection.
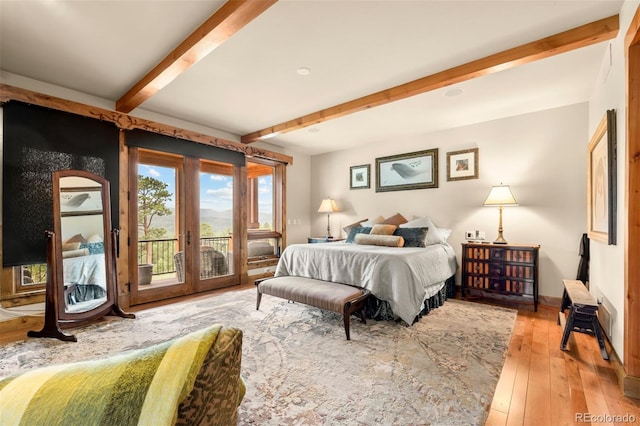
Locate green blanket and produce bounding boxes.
[0,325,222,426]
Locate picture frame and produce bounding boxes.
[375,148,438,192]
[60,186,104,217]
[446,148,479,181]
[350,164,370,190]
[587,109,617,245]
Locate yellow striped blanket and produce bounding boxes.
[0,325,226,426]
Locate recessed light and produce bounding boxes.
[296,67,311,76]
[308,128,320,134]
[444,88,464,97]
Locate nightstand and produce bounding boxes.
[461,242,540,311]
[308,237,345,243]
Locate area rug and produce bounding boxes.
[0,288,517,425]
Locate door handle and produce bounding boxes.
[187,231,191,245]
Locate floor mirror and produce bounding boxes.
[29,170,134,341]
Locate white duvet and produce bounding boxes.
[275,242,458,324]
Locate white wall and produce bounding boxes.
[587,0,639,361]
[309,103,589,299]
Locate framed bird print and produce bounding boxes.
[60,186,103,216]
[375,149,438,192]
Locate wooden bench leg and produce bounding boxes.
[592,316,609,360]
[560,307,576,351]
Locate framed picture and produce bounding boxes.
[375,149,438,192]
[587,109,617,245]
[446,148,479,181]
[350,164,370,189]
[60,186,104,216]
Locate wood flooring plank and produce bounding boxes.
[506,312,534,426]
[491,333,523,414]
[485,408,508,426]
[549,355,574,426]
[580,368,614,425]
[523,353,552,425]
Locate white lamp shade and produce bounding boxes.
[317,198,339,213]
[483,185,518,206]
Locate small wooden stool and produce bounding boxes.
[256,276,370,340]
[558,279,608,360]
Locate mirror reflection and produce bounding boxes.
[59,176,108,314]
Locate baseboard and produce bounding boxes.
[538,295,562,309]
[616,364,640,399]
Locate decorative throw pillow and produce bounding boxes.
[394,227,428,248]
[62,248,90,258]
[381,213,408,227]
[61,242,81,252]
[355,234,404,247]
[342,218,367,237]
[399,217,444,245]
[65,233,87,244]
[346,226,371,243]
[80,242,105,255]
[360,216,385,227]
[370,224,398,235]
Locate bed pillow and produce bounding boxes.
[86,233,103,243]
[393,227,428,248]
[437,227,452,241]
[355,234,404,247]
[62,242,81,252]
[62,248,90,259]
[65,233,87,244]
[360,216,385,227]
[381,213,408,227]
[370,224,397,235]
[399,217,444,245]
[346,226,372,243]
[80,242,105,255]
[342,218,367,237]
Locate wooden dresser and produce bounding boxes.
[461,242,540,311]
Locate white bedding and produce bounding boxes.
[63,253,106,290]
[275,242,458,324]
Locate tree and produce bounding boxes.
[138,175,172,239]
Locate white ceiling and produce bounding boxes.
[0,0,624,156]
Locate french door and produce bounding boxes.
[128,148,238,305]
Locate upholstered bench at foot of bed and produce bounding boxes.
[255,276,370,340]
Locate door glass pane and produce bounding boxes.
[137,163,182,286]
[199,164,233,277]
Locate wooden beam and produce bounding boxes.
[116,0,278,113]
[241,14,619,143]
[0,83,292,165]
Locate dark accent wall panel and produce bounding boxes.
[2,101,119,267]
[125,128,245,166]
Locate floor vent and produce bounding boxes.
[598,302,612,339]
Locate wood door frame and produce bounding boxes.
[624,5,640,397]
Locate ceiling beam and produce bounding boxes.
[116,0,278,113]
[241,14,619,144]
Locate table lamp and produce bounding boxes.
[317,197,339,239]
[483,184,518,244]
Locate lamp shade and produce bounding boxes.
[317,198,339,213]
[483,185,518,206]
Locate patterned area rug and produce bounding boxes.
[0,288,517,425]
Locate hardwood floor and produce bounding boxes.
[487,304,640,426]
[1,287,639,425]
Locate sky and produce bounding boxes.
[138,163,273,214]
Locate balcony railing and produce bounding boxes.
[137,236,231,276]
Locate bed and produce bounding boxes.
[63,252,107,311]
[275,220,458,325]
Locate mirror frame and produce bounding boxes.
[29,170,133,342]
[54,170,116,323]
